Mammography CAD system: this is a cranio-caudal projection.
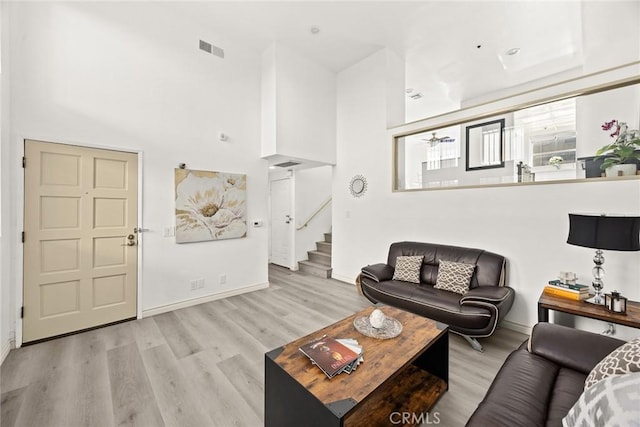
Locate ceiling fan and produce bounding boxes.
[422,132,455,147]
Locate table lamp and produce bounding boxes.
[567,214,640,305]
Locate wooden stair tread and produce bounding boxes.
[298,260,331,269]
[308,250,330,258]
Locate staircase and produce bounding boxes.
[298,232,332,278]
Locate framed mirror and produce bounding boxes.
[349,175,368,197]
[466,119,505,171]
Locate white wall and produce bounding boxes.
[581,1,640,73]
[294,166,332,264]
[384,49,405,128]
[261,44,277,158]
[576,85,640,158]
[334,49,640,340]
[262,43,337,164]
[0,0,12,360]
[334,49,399,280]
[2,2,269,347]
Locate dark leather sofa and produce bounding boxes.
[467,322,624,426]
[360,241,514,351]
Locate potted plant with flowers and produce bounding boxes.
[595,119,640,177]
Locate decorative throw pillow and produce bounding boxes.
[563,372,640,427]
[433,260,475,295]
[391,256,424,283]
[584,337,640,389]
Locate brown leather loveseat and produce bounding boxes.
[360,241,514,351]
[466,322,625,426]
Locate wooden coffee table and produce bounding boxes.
[264,306,449,427]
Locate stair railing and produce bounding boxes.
[296,197,332,231]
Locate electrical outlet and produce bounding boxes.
[190,278,205,290]
[219,274,226,285]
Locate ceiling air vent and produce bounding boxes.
[274,161,301,168]
[199,39,225,59]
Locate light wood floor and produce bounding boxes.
[1,265,526,427]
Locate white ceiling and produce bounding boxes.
[181,1,424,71]
[404,1,585,116]
[174,0,637,120]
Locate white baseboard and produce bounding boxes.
[1,338,14,365]
[500,320,532,336]
[142,282,269,317]
[331,273,356,285]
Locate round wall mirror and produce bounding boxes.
[349,175,368,197]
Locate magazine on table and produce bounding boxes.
[299,335,364,378]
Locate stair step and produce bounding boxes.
[316,241,331,254]
[308,250,331,266]
[298,260,332,279]
[324,233,332,243]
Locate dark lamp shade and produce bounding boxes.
[567,214,640,251]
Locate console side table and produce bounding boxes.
[538,291,640,329]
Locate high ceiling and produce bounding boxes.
[172,1,638,119]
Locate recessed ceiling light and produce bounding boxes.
[310,27,320,35]
[506,47,521,56]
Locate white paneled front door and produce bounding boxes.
[23,140,138,343]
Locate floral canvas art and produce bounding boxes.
[175,169,247,243]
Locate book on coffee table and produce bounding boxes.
[299,336,363,378]
[548,280,590,292]
[543,285,589,301]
